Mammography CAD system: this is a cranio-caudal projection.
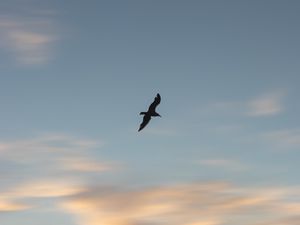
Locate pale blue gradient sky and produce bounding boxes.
[0,1,300,225]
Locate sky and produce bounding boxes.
[0,0,300,224]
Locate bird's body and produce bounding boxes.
[138,93,161,131]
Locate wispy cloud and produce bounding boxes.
[0,134,118,213]
[261,129,300,149]
[205,90,286,118]
[198,159,247,171]
[1,138,299,225]
[59,157,116,172]
[140,127,179,136]
[257,217,300,225]
[0,198,29,212]
[61,182,300,225]
[0,179,82,213]
[0,4,58,65]
[10,179,83,198]
[246,91,285,117]
[0,134,117,175]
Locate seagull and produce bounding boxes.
[138,93,161,132]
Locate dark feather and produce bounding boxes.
[138,93,161,132]
[138,115,151,132]
[148,93,161,112]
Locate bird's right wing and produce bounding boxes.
[148,93,161,112]
[138,115,151,132]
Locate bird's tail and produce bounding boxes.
[140,112,146,115]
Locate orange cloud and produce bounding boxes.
[11,180,83,198]
[0,199,29,212]
[0,134,116,215]
[0,134,110,172]
[61,182,300,225]
[59,157,115,172]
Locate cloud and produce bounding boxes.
[0,134,119,178]
[1,134,298,223]
[7,29,56,65]
[2,181,300,224]
[0,5,58,65]
[257,217,300,225]
[61,182,300,225]
[0,133,119,215]
[197,159,247,171]
[140,127,179,136]
[10,179,83,198]
[261,129,300,149]
[59,157,116,172]
[205,90,285,118]
[246,91,285,117]
[0,178,83,214]
[0,198,29,212]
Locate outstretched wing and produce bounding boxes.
[148,93,161,112]
[138,115,151,132]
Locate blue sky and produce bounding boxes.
[0,1,300,224]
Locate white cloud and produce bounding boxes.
[7,29,56,64]
[261,129,300,149]
[246,91,285,117]
[140,127,179,136]
[0,9,58,65]
[205,90,286,118]
[197,159,247,171]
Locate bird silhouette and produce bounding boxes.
[138,93,161,132]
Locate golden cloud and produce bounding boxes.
[61,182,300,225]
[0,199,29,212]
[0,134,116,215]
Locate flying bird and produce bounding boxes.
[138,93,161,132]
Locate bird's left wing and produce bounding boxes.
[138,115,151,132]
